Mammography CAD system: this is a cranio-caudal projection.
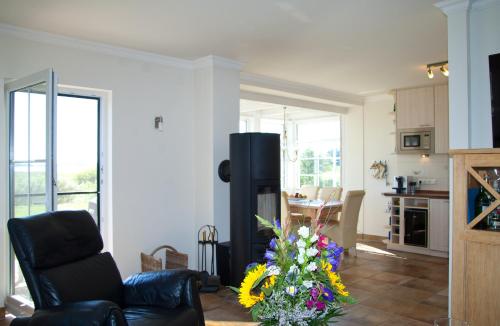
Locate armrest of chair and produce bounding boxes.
[123,269,201,309]
[13,300,126,326]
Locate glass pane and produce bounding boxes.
[319,159,333,173]
[56,96,99,193]
[467,167,500,231]
[300,159,315,174]
[300,175,314,186]
[57,193,98,224]
[10,81,49,302]
[13,258,29,300]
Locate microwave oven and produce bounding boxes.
[397,128,434,154]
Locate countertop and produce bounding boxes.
[382,190,449,199]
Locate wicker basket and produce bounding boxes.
[140,245,188,272]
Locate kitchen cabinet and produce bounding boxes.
[396,86,435,129]
[434,84,449,154]
[429,198,449,252]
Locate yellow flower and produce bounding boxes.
[238,264,268,308]
[321,260,350,297]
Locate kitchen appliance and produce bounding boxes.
[404,208,428,247]
[393,176,406,194]
[397,128,434,154]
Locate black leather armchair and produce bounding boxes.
[8,210,205,326]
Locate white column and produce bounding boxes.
[435,0,471,318]
[193,56,241,242]
[436,0,471,149]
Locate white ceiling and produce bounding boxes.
[0,0,448,95]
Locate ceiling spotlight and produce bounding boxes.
[426,60,448,79]
[427,67,434,79]
[440,66,449,77]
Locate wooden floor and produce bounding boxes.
[201,239,449,325]
[1,240,448,325]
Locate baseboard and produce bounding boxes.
[357,233,387,241]
[0,307,5,320]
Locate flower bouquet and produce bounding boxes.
[230,216,355,325]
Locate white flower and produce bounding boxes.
[296,239,306,248]
[306,247,319,257]
[302,280,314,288]
[298,226,310,238]
[297,254,305,265]
[310,234,319,243]
[288,264,299,274]
[306,262,317,272]
[267,265,281,276]
[285,286,298,296]
[298,247,305,256]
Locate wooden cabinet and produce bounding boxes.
[434,84,449,153]
[429,198,449,252]
[396,86,435,129]
[450,149,500,325]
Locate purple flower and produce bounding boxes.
[288,234,296,244]
[306,300,315,310]
[264,249,276,261]
[269,238,277,250]
[274,219,281,230]
[310,287,320,300]
[322,288,334,302]
[316,301,326,310]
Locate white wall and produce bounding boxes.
[361,94,449,237]
[469,1,500,148]
[0,32,197,279]
[342,106,365,232]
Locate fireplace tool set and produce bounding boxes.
[197,225,220,292]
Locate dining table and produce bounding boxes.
[288,198,343,228]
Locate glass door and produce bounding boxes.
[5,69,57,301]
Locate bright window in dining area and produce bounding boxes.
[240,99,342,191]
[297,119,341,188]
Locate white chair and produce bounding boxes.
[300,185,319,200]
[318,187,343,202]
[320,190,365,255]
[280,191,306,234]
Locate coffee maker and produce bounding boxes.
[393,176,406,194]
[393,176,419,194]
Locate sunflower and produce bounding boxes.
[321,260,349,297]
[238,264,268,308]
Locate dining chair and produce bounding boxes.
[317,187,343,202]
[300,185,319,200]
[320,190,365,255]
[280,191,306,235]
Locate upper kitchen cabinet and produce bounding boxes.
[434,84,449,154]
[396,86,435,129]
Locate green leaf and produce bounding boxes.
[255,215,275,230]
[261,286,273,296]
[227,286,240,293]
[251,272,269,290]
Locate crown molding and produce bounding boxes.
[240,72,364,107]
[435,0,471,15]
[0,23,194,70]
[194,55,242,70]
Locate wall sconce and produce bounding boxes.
[154,116,164,131]
[426,61,449,79]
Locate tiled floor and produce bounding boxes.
[201,239,449,325]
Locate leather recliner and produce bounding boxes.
[8,210,205,326]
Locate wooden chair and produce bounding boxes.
[320,190,365,255]
[280,191,306,235]
[318,187,343,202]
[300,185,319,200]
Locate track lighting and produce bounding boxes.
[440,66,449,77]
[426,61,448,79]
[427,67,434,79]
